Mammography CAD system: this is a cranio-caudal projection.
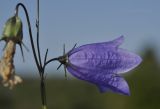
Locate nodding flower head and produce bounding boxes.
[0,15,29,61]
[0,15,26,88]
[57,36,142,95]
[0,15,23,44]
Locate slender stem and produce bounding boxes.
[36,0,47,108]
[15,2,48,109]
[44,49,49,65]
[15,3,41,72]
[43,57,59,69]
[36,0,42,69]
[40,75,47,109]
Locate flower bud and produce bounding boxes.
[1,16,23,44]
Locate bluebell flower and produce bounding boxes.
[57,36,142,95]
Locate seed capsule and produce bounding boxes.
[1,16,23,44]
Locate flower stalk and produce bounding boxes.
[15,1,48,109]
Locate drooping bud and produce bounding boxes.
[0,15,24,88]
[0,15,23,44]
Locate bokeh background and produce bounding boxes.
[0,0,160,109]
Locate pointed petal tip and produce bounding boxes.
[117,35,124,41]
[136,55,142,66]
[111,35,124,47]
[117,79,130,96]
[121,88,130,96]
[125,91,131,96]
[117,82,130,96]
[119,35,124,39]
[131,54,142,70]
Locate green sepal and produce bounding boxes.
[0,16,23,44]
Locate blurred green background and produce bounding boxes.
[0,48,160,109]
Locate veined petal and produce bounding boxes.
[96,75,130,95]
[116,48,142,74]
[69,36,124,56]
[67,64,94,81]
[68,46,142,74]
[67,66,130,95]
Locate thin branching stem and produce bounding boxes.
[44,49,49,66]
[15,2,48,109]
[43,57,59,69]
[36,0,43,69]
[15,3,41,72]
[15,1,63,109]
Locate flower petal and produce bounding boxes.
[96,85,109,93]
[67,66,130,95]
[116,48,142,74]
[68,45,142,74]
[96,74,130,95]
[69,36,124,56]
